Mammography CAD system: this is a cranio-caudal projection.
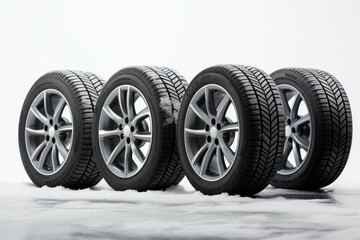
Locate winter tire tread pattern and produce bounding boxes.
[104,66,187,190]
[271,68,352,189]
[48,70,104,189]
[180,64,285,196]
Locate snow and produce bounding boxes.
[1,180,360,240]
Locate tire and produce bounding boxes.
[93,66,188,191]
[19,70,105,189]
[271,68,353,189]
[177,65,285,196]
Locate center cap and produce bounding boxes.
[285,126,291,137]
[123,125,131,137]
[49,127,55,138]
[210,127,218,138]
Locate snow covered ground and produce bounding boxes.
[1,180,360,240]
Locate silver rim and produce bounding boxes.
[278,84,312,175]
[184,84,240,181]
[25,89,73,175]
[98,85,152,178]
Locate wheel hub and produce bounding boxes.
[285,126,291,137]
[48,126,55,138]
[184,84,240,181]
[123,125,131,137]
[98,84,152,178]
[210,126,218,138]
[277,84,312,175]
[25,89,73,175]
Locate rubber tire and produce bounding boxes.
[178,65,285,196]
[19,70,105,189]
[93,66,187,191]
[271,68,353,189]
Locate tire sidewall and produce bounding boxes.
[19,76,83,187]
[271,71,320,188]
[93,72,165,190]
[178,71,249,194]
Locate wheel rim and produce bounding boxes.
[25,89,73,175]
[184,84,240,181]
[277,84,312,175]
[98,85,152,178]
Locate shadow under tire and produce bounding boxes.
[93,66,187,191]
[271,68,353,189]
[177,65,285,196]
[18,70,105,189]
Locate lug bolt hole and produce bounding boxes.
[49,119,53,126]
[130,126,135,132]
[216,123,221,130]
[125,117,129,124]
[287,119,292,125]
[52,138,56,144]
[46,135,50,141]
[207,136,211,142]
[292,127,296,133]
[205,125,210,131]
[120,133,124,139]
[44,125,48,131]
[126,138,131,144]
[54,125,58,130]
[215,138,219,145]
[119,124,123,130]
[289,137,293,143]
[211,119,216,125]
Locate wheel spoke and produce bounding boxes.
[57,123,72,133]
[30,107,48,125]
[216,146,226,177]
[200,142,216,175]
[53,98,66,122]
[216,94,231,122]
[292,142,302,167]
[131,108,150,125]
[51,145,59,172]
[130,142,145,168]
[123,144,132,176]
[191,143,208,165]
[38,142,52,170]
[280,139,292,168]
[293,134,310,151]
[132,132,151,142]
[30,141,47,162]
[204,86,216,118]
[278,90,291,117]
[43,91,52,119]
[219,123,239,133]
[103,105,122,125]
[56,139,69,160]
[185,128,207,137]
[290,93,302,120]
[26,127,46,136]
[99,129,120,138]
[218,137,235,164]
[107,140,125,165]
[190,102,210,124]
[118,87,127,117]
[127,86,135,120]
[293,114,310,127]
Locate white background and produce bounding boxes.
[0,0,359,188]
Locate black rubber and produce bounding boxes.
[157,67,188,187]
[93,66,188,191]
[178,65,285,196]
[19,70,105,189]
[271,68,353,189]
